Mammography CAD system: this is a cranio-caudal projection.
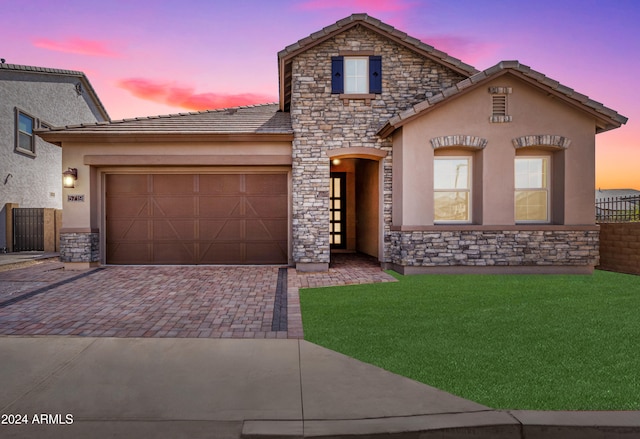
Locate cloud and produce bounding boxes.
[418,35,501,65]
[32,37,120,57]
[118,78,276,111]
[297,0,413,12]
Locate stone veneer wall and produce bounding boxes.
[598,223,640,275]
[60,232,99,263]
[389,228,599,271]
[289,25,466,265]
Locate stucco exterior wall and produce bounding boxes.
[388,74,600,272]
[289,25,466,268]
[393,74,597,226]
[0,71,105,249]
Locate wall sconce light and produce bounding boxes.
[62,168,78,188]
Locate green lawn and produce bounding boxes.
[299,270,640,410]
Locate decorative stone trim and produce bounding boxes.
[489,115,513,123]
[389,229,599,268]
[488,86,513,94]
[60,232,100,263]
[512,135,571,150]
[430,135,488,150]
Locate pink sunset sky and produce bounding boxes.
[3,0,639,189]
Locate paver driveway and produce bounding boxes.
[0,263,288,338]
[0,253,396,339]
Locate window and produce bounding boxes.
[331,55,382,95]
[515,157,549,222]
[434,157,471,222]
[345,57,368,94]
[16,109,35,154]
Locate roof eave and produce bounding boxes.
[36,131,294,146]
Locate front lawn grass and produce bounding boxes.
[299,270,640,410]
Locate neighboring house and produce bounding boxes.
[0,62,109,251]
[39,14,627,273]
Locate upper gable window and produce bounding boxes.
[16,109,36,156]
[331,55,382,95]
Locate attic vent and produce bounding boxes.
[488,86,512,123]
[226,108,237,115]
[492,95,507,116]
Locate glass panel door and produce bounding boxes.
[330,173,346,249]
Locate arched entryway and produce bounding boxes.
[327,147,387,263]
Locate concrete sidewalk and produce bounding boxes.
[1,337,638,439]
[0,252,59,268]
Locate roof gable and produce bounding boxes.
[0,62,110,121]
[277,13,478,112]
[378,61,628,137]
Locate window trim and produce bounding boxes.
[514,156,550,224]
[434,156,473,224]
[15,108,37,157]
[331,55,382,96]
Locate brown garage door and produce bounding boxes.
[106,173,288,264]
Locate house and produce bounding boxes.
[0,62,109,252]
[38,14,627,273]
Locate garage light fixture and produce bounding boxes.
[63,168,78,188]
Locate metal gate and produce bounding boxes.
[13,208,44,251]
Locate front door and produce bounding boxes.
[330,172,346,249]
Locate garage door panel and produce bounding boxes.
[107,174,149,194]
[152,174,195,194]
[246,219,287,241]
[153,220,196,240]
[106,173,288,265]
[106,197,148,218]
[200,219,242,241]
[245,174,287,194]
[245,196,288,218]
[107,220,149,240]
[107,243,151,264]
[246,243,288,264]
[199,197,241,217]
[152,197,195,217]
[152,242,196,264]
[199,243,243,264]
[199,174,242,195]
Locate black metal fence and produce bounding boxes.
[596,195,640,223]
[12,208,44,251]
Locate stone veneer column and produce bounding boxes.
[60,230,100,269]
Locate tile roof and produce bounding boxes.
[1,62,110,121]
[278,13,478,75]
[378,61,628,137]
[278,13,478,111]
[36,103,292,143]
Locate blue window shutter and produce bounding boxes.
[331,56,344,94]
[369,56,382,94]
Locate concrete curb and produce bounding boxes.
[242,410,640,438]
